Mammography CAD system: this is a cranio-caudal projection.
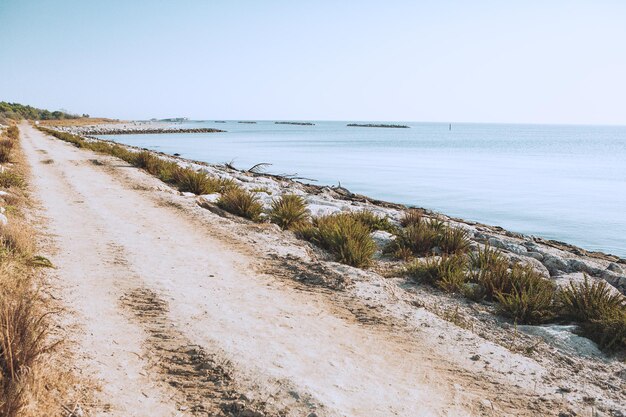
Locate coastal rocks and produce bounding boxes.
[371,230,395,251]
[518,325,603,358]
[0,212,7,226]
[196,193,220,208]
[542,253,571,276]
[84,127,225,135]
[607,263,624,274]
[487,237,528,255]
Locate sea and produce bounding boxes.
[98,120,626,258]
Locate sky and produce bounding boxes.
[1,0,625,124]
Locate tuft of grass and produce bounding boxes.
[350,210,396,233]
[399,209,423,227]
[495,265,556,324]
[0,220,35,258]
[404,254,468,292]
[559,275,624,322]
[0,171,25,189]
[469,244,506,269]
[438,227,471,254]
[217,187,264,221]
[6,125,19,141]
[311,213,376,267]
[581,309,626,351]
[388,220,440,257]
[173,168,222,195]
[0,144,12,163]
[269,194,309,230]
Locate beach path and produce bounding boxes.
[22,122,483,417]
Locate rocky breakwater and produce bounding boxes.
[81,127,225,135]
[347,123,409,128]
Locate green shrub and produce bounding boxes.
[582,309,626,351]
[291,220,317,241]
[388,220,440,256]
[217,187,264,221]
[311,213,376,267]
[469,245,506,269]
[399,209,423,227]
[350,210,396,233]
[439,227,471,254]
[405,255,468,292]
[174,168,220,195]
[559,275,625,322]
[495,265,556,324]
[269,194,309,230]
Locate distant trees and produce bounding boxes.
[0,101,81,121]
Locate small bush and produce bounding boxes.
[173,168,221,195]
[388,220,440,257]
[559,275,625,322]
[291,221,317,241]
[0,144,12,163]
[399,209,423,227]
[495,265,556,324]
[350,210,396,233]
[6,125,19,141]
[311,213,376,267]
[0,171,25,189]
[582,309,626,351]
[217,187,264,221]
[269,194,309,230]
[469,244,506,269]
[439,227,471,254]
[405,255,468,292]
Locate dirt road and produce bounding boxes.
[22,122,528,416]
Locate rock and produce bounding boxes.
[0,213,7,226]
[196,193,220,208]
[487,237,528,255]
[607,262,623,274]
[542,254,570,276]
[470,354,481,361]
[526,251,544,261]
[371,230,395,250]
[600,270,626,295]
[518,324,604,358]
[567,259,603,276]
[180,191,195,197]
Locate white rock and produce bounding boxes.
[518,324,603,358]
[371,230,395,249]
[196,193,220,206]
[0,213,7,226]
[487,237,528,255]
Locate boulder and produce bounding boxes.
[607,262,624,274]
[371,230,395,250]
[542,253,570,276]
[518,325,603,358]
[196,193,220,208]
[487,237,528,255]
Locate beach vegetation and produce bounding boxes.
[399,209,423,227]
[558,276,626,351]
[495,265,556,324]
[349,210,396,233]
[269,194,309,230]
[217,187,264,221]
[404,254,468,292]
[0,171,25,189]
[312,213,376,267]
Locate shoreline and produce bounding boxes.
[41,124,626,295]
[31,122,626,415]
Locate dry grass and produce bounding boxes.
[217,187,264,221]
[559,276,626,351]
[310,213,376,267]
[269,194,309,230]
[0,220,35,259]
[404,254,468,292]
[495,265,557,324]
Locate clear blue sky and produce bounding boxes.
[1,0,625,124]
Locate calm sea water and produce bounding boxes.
[100,121,626,257]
